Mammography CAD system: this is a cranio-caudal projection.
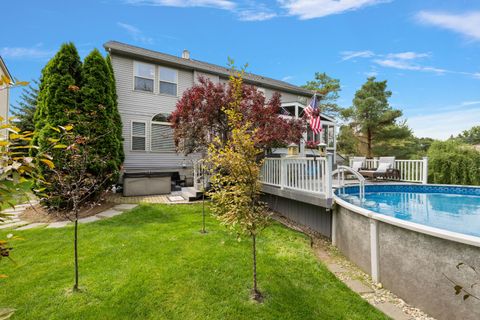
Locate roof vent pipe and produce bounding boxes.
[182,49,190,60]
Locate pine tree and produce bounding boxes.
[33,42,83,209]
[11,79,39,132]
[105,54,125,164]
[80,49,122,184]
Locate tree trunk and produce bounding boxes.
[201,167,206,234]
[367,128,372,158]
[73,209,79,291]
[251,233,262,302]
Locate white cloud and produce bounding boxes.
[280,0,390,20]
[408,108,480,139]
[374,59,447,74]
[0,45,53,59]
[461,101,480,106]
[124,0,235,10]
[341,50,375,61]
[281,75,294,82]
[416,11,480,41]
[364,70,378,77]
[341,50,480,78]
[238,10,277,21]
[386,52,430,60]
[117,22,154,44]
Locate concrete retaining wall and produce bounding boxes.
[335,203,480,320]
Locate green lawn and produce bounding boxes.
[0,204,387,320]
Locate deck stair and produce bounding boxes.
[181,187,204,201]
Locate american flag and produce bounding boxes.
[305,94,322,134]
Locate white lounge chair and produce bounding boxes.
[350,157,366,172]
[360,157,398,179]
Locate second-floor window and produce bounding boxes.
[134,62,155,92]
[159,67,178,96]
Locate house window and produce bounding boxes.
[134,62,155,92]
[151,114,175,153]
[159,67,178,96]
[131,121,146,151]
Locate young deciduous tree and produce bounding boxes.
[0,117,53,273]
[40,116,116,292]
[207,67,269,302]
[171,76,305,155]
[342,77,402,157]
[302,72,342,118]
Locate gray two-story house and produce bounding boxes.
[103,41,336,196]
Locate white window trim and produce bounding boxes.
[158,66,179,97]
[133,61,155,93]
[131,120,148,152]
[150,120,175,153]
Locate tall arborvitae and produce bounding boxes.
[33,43,83,208]
[11,79,39,132]
[80,49,122,185]
[105,54,125,164]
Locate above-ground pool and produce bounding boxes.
[333,184,480,320]
[337,184,480,238]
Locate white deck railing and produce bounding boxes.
[261,156,333,198]
[349,157,428,184]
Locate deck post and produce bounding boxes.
[326,153,333,198]
[280,158,286,190]
[422,157,428,184]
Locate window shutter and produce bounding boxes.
[151,124,175,152]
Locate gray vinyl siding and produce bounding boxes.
[218,77,308,104]
[112,54,199,172]
[111,54,311,173]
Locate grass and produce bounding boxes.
[0,204,388,320]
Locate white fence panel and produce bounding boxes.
[349,157,428,184]
[261,157,331,196]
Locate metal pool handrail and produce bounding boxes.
[332,165,365,201]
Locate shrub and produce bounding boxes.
[427,140,480,185]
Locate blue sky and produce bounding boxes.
[2,0,479,139]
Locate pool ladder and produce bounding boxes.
[332,165,366,201]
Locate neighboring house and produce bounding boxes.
[0,56,13,139]
[103,41,337,194]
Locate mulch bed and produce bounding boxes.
[19,201,115,223]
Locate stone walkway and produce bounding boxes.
[0,203,138,231]
[106,191,196,205]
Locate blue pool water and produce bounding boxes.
[337,185,480,238]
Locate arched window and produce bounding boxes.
[151,113,175,153]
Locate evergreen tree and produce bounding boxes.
[302,72,342,118]
[33,43,83,208]
[342,77,402,157]
[11,79,39,132]
[34,42,82,132]
[105,54,125,164]
[80,49,122,184]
